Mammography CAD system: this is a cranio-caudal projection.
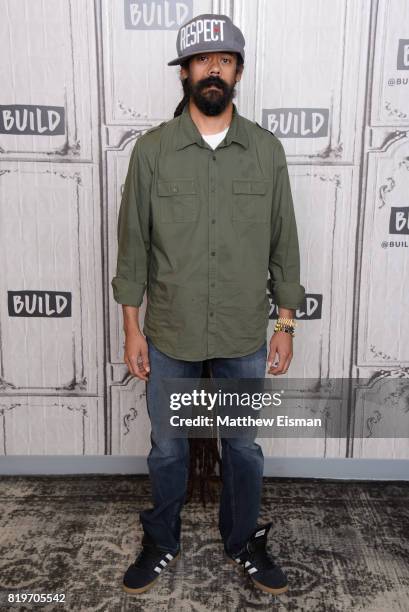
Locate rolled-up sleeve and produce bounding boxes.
[111,139,151,307]
[269,140,305,310]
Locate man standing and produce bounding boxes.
[111,13,305,596]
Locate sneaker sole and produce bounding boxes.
[250,578,289,595]
[225,554,289,595]
[123,551,180,595]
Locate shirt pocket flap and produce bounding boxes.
[157,179,197,196]
[232,179,268,195]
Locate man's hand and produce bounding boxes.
[267,331,293,375]
[124,330,150,381]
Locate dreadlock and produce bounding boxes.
[174,53,244,506]
[173,58,191,117]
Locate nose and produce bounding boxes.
[208,56,221,76]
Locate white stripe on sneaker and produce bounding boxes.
[244,561,251,568]
[165,553,174,560]
[154,566,162,573]
[160,559,167,567]
[255,529,266,537]
[248,567,258,574]
[234,557,241,563]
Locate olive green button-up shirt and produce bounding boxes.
[111,102,305,361]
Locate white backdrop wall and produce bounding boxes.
[0,0,408,466]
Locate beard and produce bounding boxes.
[185,74,237,116]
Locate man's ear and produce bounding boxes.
[235,64,244,83]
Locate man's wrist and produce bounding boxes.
[274,308,297,337]
[277,307,295,319]
[122,305,142,335]
[123,327,142,336]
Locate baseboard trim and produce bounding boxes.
[0,456,408,480]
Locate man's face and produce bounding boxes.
[181,52,242,116]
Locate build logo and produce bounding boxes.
[397,39,409,70]
[261,108,329,138]
[0,105,64,135]
[124,0,192,30]
[389,207,409,235]
[8,291,72,317]
[268,291,322,320]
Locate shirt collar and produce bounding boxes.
[176,102,249,151]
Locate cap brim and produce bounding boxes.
[167,48,241,66]
[167,56,182,66]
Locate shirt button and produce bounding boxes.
[211,251,215,256]
[211,219,216,224]
[209,312,214,317]
[212,154,216,160]
[211,282,215,287]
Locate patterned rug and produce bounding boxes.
[0,475,408,611]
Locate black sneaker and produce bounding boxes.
[123,532,180,594]
[225,522,288,595]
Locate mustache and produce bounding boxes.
[197,77,227,91]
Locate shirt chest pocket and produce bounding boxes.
[157,178,199,223]
[232,179,270,223]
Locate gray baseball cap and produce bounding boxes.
[167,13,245,66]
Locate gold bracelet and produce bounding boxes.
[274,320,296,337]
[277,317,297,328]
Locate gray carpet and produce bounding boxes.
[0,475,408,611]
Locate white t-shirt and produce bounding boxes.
[201,126,229,150]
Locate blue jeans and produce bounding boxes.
[139,336,267,557]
